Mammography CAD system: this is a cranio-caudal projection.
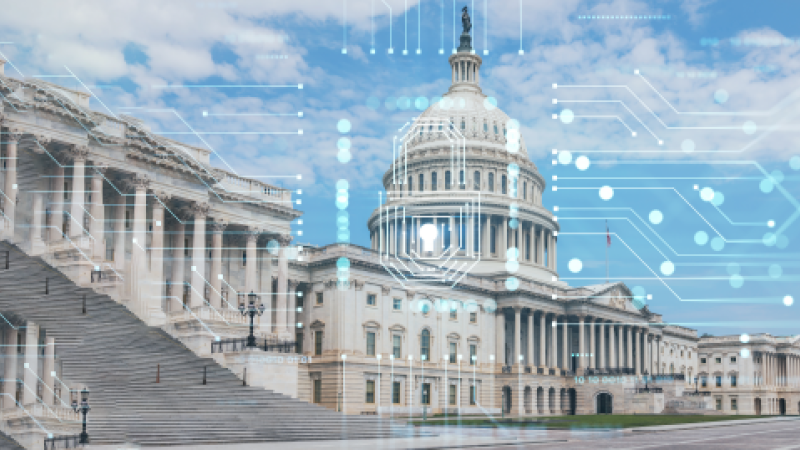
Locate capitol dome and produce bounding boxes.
[368,33,561,285]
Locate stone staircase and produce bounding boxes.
[0,430,24,450]
[0,242,417,446]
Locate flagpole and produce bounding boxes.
[605,220,609,284]
[606,241,609,284]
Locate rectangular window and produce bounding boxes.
[421,383,430,405]
[367,294,377,306]
[701,377,707,388]
[242,250,247,266]
[731,398,738,410]
[470,344,476,366]
[700,358,707,364]
[716,376,722,387]
[449,384,457,405]
[125,210,131,229]
[730,356,737,363]
[450,342,457,364]
[315,331,323,356]
[366,332,376,356]
[470,386,476,405]
[469,312,477,323]
[316,292,323,305]
[392,382,401,404]
[296,333,303,354]
[731,375,737,387]
[393,335,402,359]
[715,398,721,411]
[450,309,457,320]
[366,380,375,404]
[313,379,321,403]
[393,298,402,310]
[297,297,304,310]
[715,357,721,364]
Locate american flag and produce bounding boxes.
[606,220,611,247]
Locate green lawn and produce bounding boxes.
[411,414,771,429]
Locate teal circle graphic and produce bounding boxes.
[760,178,774,193]
[337,150,351,163]
[484,97,497,110]
[711,191,725,206]
[700,187,715,201]
[484,299,497,313]
[560,109,575,124]
[509,218,519,229]
[414,97,429,110]
[632,286,646,309]
[729,274,744,288]
[741,348,751,358]
[743,121,757,135]
[385,97,397,110]
[568,258,583,273]
[337,137,351,150]
[776,234,789,249]
[507,119,520,129]
[505,277,520,291]
[266,239,280,255]
[763,232,776,246]
[649,210,663,224]
[366,96,380,109]
[681,139,695,153]
[710,237,725,251]
[335,197,348,209]
[694,231,709,246]
[661,261,675,276]
[740,333,750,343]
[790,156,800,170]
[599,186,614,200]
[576,156,591,171]
[714,89,729,104]
[337,230,350,243]
[396,97,411,110]
[726,262,740,275]
[337,257,350,269]
[507,163,520,175]
[770,170,784,183]
[336,179,349,190]
[505,260,519,272]
[337,119,351,133]
[769,264,782,279]
[506,141,520,153]
[337,215,349,226]
[506,247,519,260]
[558,150,572,165]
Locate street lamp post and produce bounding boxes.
[71,388,91,444]
[239,291,265,348]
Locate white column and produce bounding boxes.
[501,216,508,259]
[276,234,292,338]
[550,315,557,368]
[449,215,456,253]
[467,214,474,257]
[22,321,38,405]
[482,215,489,257]
[514,307,522,369]
[598,321,605,369]
[539,312,546,368]
[149,200,166,320]
[30,193,45,253]
[561,316,568,371]
[552,233,557,271]
[245,230,259,294]
[113,194,126,271]
[589,319,596,369]
[2,327,17,402]
[537,227,545,265]
[170,222,185,311]
[189,203,208,309]
[495,310,504,366]
[210,223,225,308]
[129,175,149,313]
[634,328,641,376]
[608,324,616,369]
[68,147,88,239]
[626,327,633,371]
[89,168,105,259]
[527,311,534,367]
[578,316,585,370]
[49,165,65,242]
[3,131,21,239]
[287,280,298,338]
[42,337,55,405]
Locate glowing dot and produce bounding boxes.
[770,170,784,184]
[506,141,520,153]
[729,274,744,288]
[710,191,725,206]
[576,156,591,171]
[558,150,573,165]
[506,247,519,260]
[337,138,351,150]
[710,237,725,251]
[740,333,750,343]
[568,258,583,273]
[267,239,280,255]
[660,261,675,276]
[632,286,646,309]
[560,109,574,124]
[740,348,751,358]
[337,150,351,163]
[337,119,351,133]
[599,186,614,200]
[505,277,520,291]
[335,197,349,209]
[694,231,709,246]
[790,156,800,170]
[396,97,411,110]
[507,119,520,130]
[714,89,729,104]
[337,257,350,269]
[784,296,794,306]
[384,97,397,110]
[484,97,497,110]
[768,220,775,228]
[700,187,715,201]
[763,232,776,247]
[726,263,740,275]
[484,299,497,313]
[414,97,429,110]
[681,139,695,153]
[649,210,663,224]
[776,235,789,249]
[760,178,774,193]
[743,121,757,135]
[769,264,782,278]
[505,260,519,272]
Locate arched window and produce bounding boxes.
[408,176,413,192]
[431,172,438,191]
[420,329,430,362]
[488,173,495,192]
[445,171,451,190]
[523,181,528,200]
[459,170,465,189]
[501,175,507,194]
[461,118,466,130]
[473,171,480,190]
[503,127,507,137]
[419,174,425,192]
[494,124,498,134]
[483,121,488,132]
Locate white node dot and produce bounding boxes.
[599,186,614,200]
[784,296,794,306]
[768,220,775,228]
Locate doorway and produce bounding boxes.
[597,392,613,414]
[779,398,786,416]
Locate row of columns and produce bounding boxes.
[1,324,58,407]
[499,309,661,375]
[759,352,800,387]
[393,169,542,206]
[373,214,556,270]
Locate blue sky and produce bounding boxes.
[2,0,799,337]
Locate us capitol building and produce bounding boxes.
[0,28,797,444]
